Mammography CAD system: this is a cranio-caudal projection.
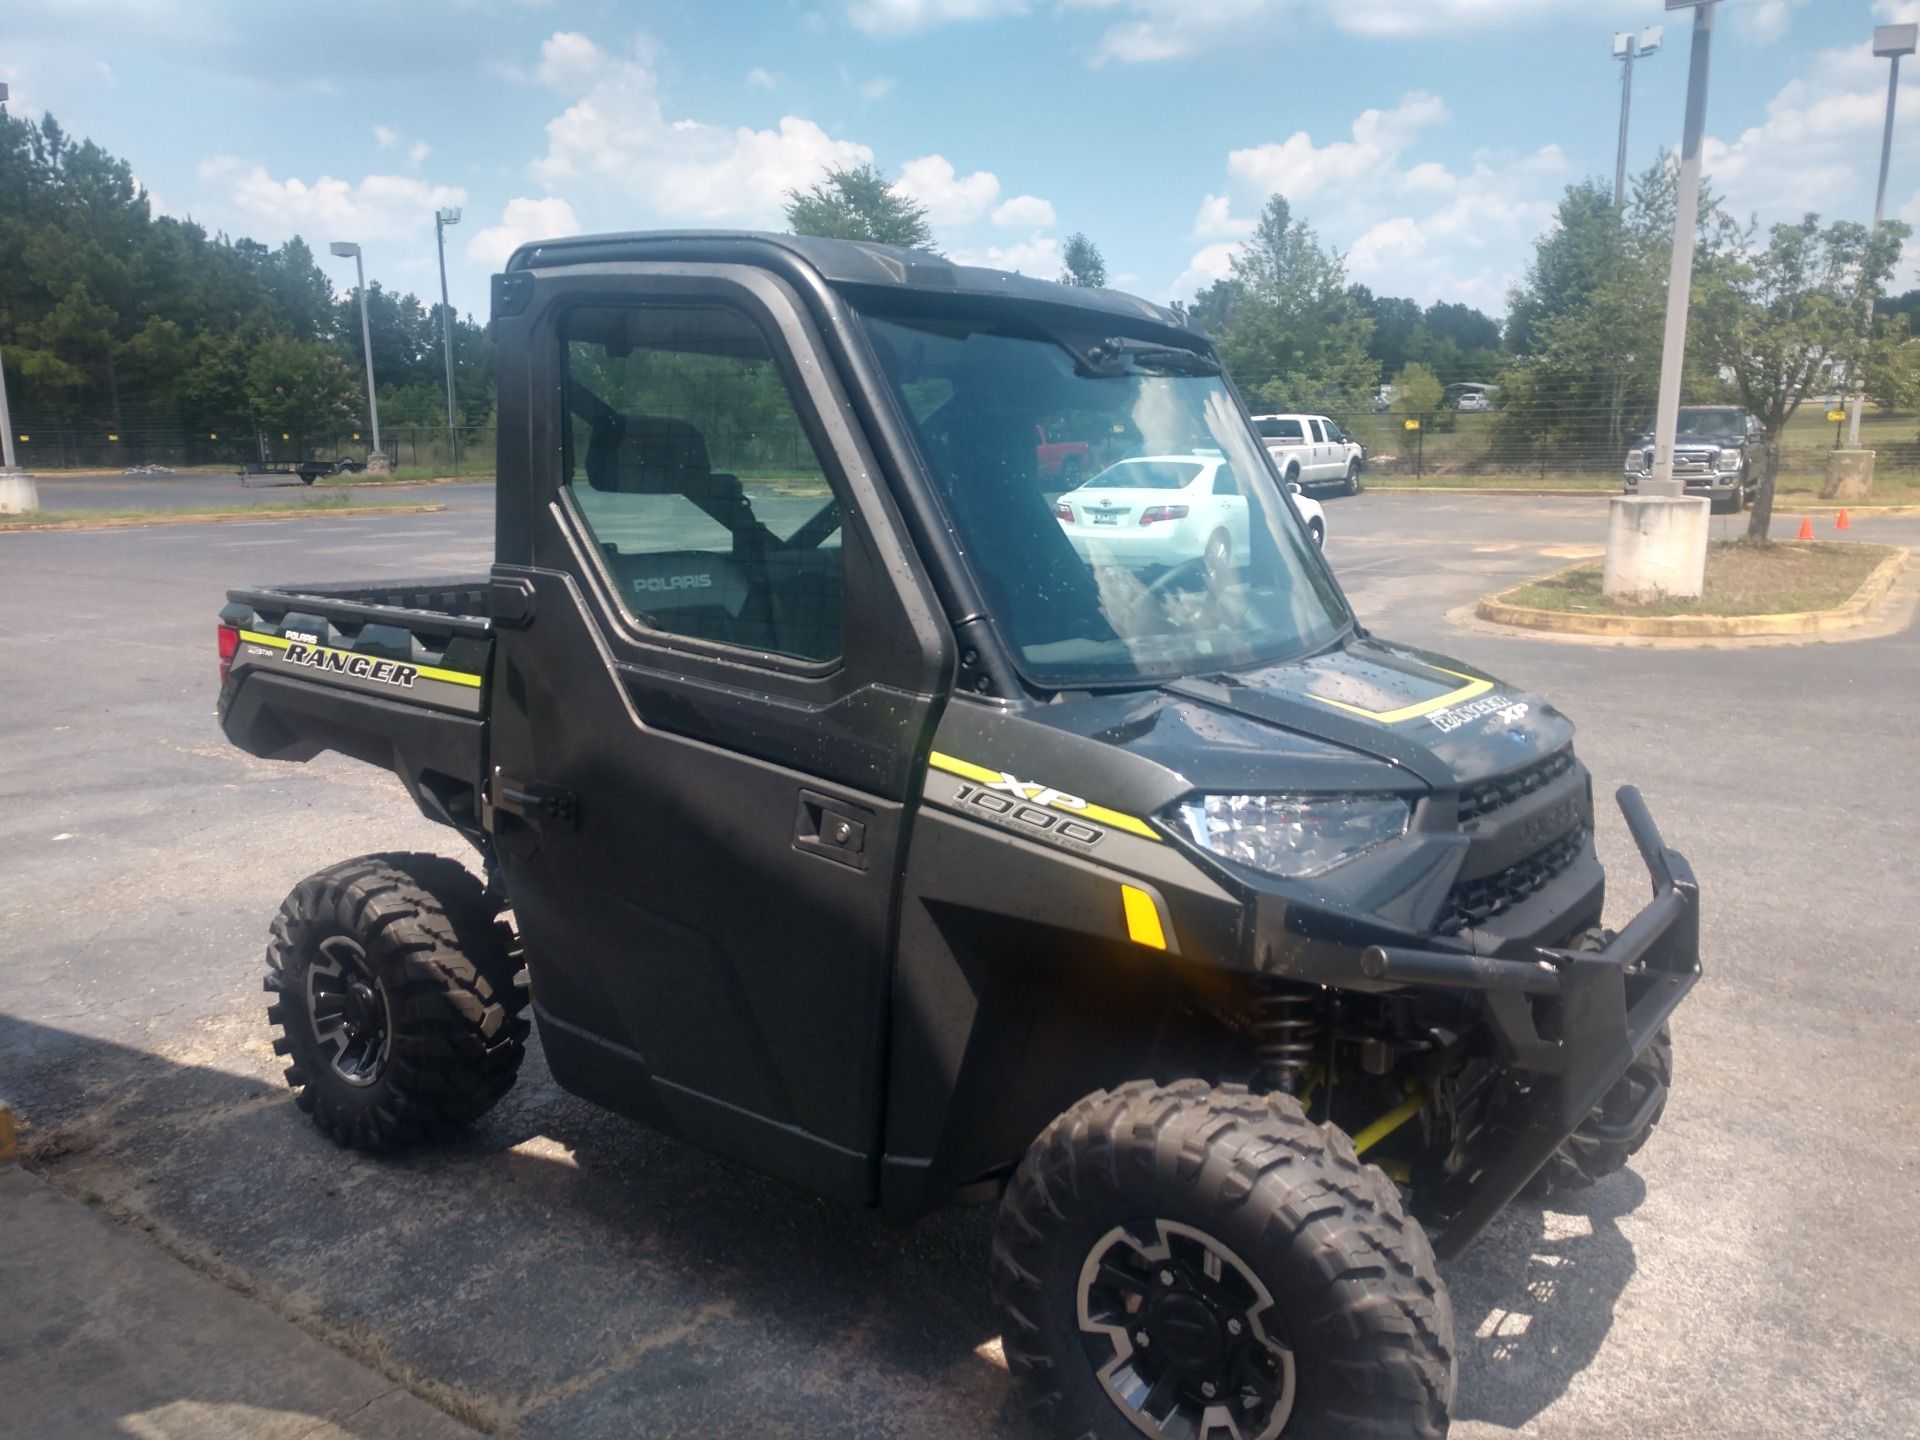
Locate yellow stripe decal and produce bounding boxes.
[1120,885,1168,951]
[1305,666,1492,725]
[238,629,484,688]
[927,750,1161,842]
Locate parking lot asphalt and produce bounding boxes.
[2,492,1917,1438]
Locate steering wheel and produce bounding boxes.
[1145,554,1214,599]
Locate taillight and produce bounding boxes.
[1054,501,1074,523]
[218,623,240,683]
[1139,505,1189,525]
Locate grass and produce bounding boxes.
[319,465,493,486]
[0,494,435,529]
[1503,540,1897,617]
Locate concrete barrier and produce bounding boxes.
[0,471,38,515]
[1601,495,1710,604]
[1822,449,1874,500]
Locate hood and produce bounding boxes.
[1030,635,1573,796]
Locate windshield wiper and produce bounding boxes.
[1072,336,1222,379]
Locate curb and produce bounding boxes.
[1363,487,1920,513]
[0,502,446,534]
[1475,547,1910,638]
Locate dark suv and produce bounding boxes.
[1622,405,1772,511]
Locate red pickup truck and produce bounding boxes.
[1034,424,1088,482]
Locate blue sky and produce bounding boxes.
[5,0,1918,323]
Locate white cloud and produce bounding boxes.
[196,157,468,246]
[847,0,1028,36]
[1166,94,1566,308]
[951,232,1061,277]
[467,195,582,268]
[1191,193,1254,242]
[94,59,115,85]
[408,140,431,165]
[860,74,896,100]
[1075,0,1642,62]
[893,153,1001,224]
[1702,37,1920,223]
[373,124,399,148]
[1739,0,1808,43]
[1169,241,1243,302]
[1226,93,1449,204]
[992,193,1056,228]
[528,31,871,225]
[746,66,778,89]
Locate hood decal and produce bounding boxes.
[1305,663,1493,726]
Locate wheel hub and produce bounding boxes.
[1077,1219,1297,1440]
[305,935,391,1088]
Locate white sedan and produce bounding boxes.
[1053,455,1325,575]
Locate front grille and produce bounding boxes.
[1437,825,1587,934]
[1458,748,1575,823]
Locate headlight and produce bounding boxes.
[1624,451,1647,474]
[1172,794,1411,878]
[1717,449,1742,473]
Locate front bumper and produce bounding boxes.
[1624,471,1739,496]
[1359,786,1701,1258]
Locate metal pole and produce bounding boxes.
[1847,51,1904,447]
[353,252,382,459]
[1646,3,1716,499]
[0,345,17,472]
[1615,41,1636,211]
[435,213,459,471]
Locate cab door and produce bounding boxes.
[486,265,952,1203]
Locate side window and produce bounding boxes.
[1212,465,1242,497]
[560,305,842,664]
[1309,419,1328,443]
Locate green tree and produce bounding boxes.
[1863,311,1920,413]
[1390,361,1443,416]
[246,336,361,448]
[1694,213,1908,538]
[783,163,935,250]
[1203,196,1376,413]
[1059,233,1107,288]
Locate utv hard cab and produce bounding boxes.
[217,232,1699,1440]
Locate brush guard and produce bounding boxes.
[1359,786,1701,1259]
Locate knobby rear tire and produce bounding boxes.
[992,1079,1454,1440]
[264,852,528,1151]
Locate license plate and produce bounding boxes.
[1091,512,1120,525]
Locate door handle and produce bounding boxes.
[491,769,578,830]
[795,790,869,871]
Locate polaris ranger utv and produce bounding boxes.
[217,232,1699,1440]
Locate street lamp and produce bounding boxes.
[0,79,41,513]
[1604,0,1718,606]
[329,240,382,463]
[1613,26,1663,210]
[434,207,462,471]
[1845,23,1917,447]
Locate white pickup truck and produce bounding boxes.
[1250,413,1365,495]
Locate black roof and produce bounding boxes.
[503,229,1189,331]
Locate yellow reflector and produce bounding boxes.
[1121,885,1167,951]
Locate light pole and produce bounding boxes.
[1845,23,1917,448]
[329,241,382,463]
[0,77,38,514]
[1613,26,1664,210]
[1604,0,1717,606]
[434,207,462,471]
[1644,0,1717,503]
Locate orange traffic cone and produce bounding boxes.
[1835,508,1851,531]
[1796,516,1814,541]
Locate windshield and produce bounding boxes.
[1674,408,1742,436]
[860,308,1349,687]
[1076,460,1203,491]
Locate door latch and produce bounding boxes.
[795,790,869,870]
[491,768,577,830]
